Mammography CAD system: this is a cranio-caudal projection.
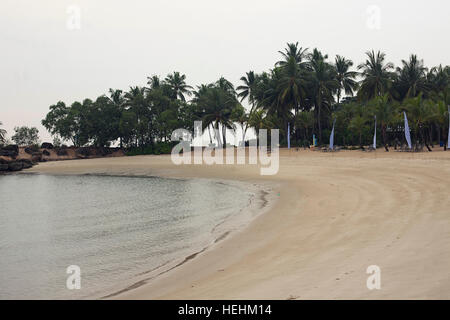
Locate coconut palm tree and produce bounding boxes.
[349,115,368,148]
[276,42,309,68]
[146,75,161,90]
[215,77,236,95]
[164,72,193,101]
[108,89,125,147]
[358,50,394,101]
[309,49,339,144]
[334,55,358,104]
[395,54,428,99]
[237,71,256,105]
[403,94,433,150]
[198,87,235,147]
[294,111,314,144]
[277,56,308,121]
[124,86,149,146]
[371,94,396,151]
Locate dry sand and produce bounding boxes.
[24,148,450,299]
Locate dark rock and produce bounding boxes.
[0,164,9,171]
[20,159,33,169]
[31,152,42,163]
[76,147,91,157]
[42,150,50,156]
[41,142,54,149]
[24,147,34,154]
[2,145,19,153]
[8,161,23,171]
[56,148,68,156]
[0,144,19,158]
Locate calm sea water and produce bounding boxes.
[0,174,253,299]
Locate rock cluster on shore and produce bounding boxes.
[0,145,34,172]
[0,143,125,173]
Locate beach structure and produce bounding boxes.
[403,112,412,150]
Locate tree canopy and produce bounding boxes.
[41,45,450,152]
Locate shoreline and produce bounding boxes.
[23,149,450,299]
[98,177,276,300]
[15,170,277,300]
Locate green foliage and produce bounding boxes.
[41,46,450,152]
[11,126,40,146]
[125,142,176,156]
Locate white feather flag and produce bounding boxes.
[373,116,377,149]
[329,119,336,150]
[447,107,450,149]
[404,112,412,149]
[287,123,291,149]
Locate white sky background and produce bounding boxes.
[1,0,449,144]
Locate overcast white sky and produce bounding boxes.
[1,0,449,142]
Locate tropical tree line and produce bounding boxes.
[40,44,450,152]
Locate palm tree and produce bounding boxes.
[231,104,249,145]
[108,89,125,147]
[0,121,7,145]
[371,94,396,151]
[427,65,449,97]
[276,42,309,68]
[277,56,308,129]
[294,111,314,144]
[309,49,339,144]
[248,109,266,145]
[429,100,448,149]
[165,72,193,101]
[146,75,161,90]
[124,86,148,147]
[403,94,433,150]
[215,77,236,95]
[198,87,235,147]
[358,50,394,101]
[237,71,256,106]
[349,115,367,148]
[334,55,358,104]
[395,54,428,99]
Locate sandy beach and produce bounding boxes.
[24,149,450,299]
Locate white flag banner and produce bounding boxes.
[373,116,377,149]
[329,119,336,150]
[404,112,412,149]
[287,123,291,149]
[447,107,450,149]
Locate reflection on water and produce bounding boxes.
[0,174,252,299]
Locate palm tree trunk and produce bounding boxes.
[317,95,322,145]
[207,126,212,144]
[222,124,227,148]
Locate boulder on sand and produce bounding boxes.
[20,159,33,169]
[42,150,51,156]
[41,142,54,149]
[0,145,19,158]
[8,161,23,171]
[31,152,42,163]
